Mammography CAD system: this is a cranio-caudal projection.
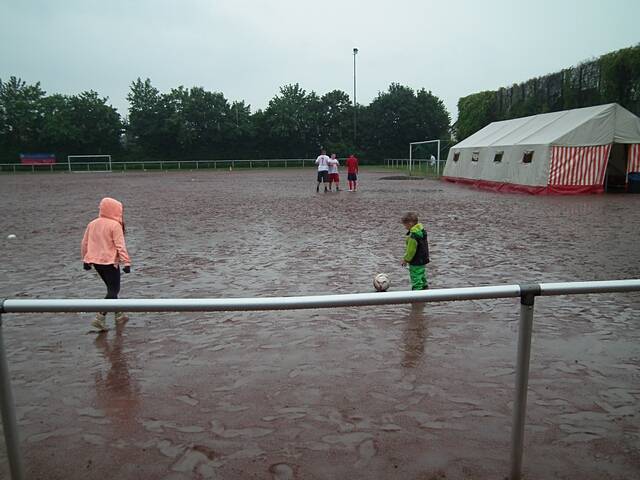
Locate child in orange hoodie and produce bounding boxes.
[81,197,132,332]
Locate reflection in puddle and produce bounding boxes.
[94,322,140,425]
[402,303,428,368]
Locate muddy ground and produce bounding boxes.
[0,168,639,479]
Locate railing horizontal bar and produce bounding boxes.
[3,280,640,314]
[539,279,640,296]
[3,285,523,313]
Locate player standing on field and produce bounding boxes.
[315,149,331,193]
[327,153,340,192]
[346,154,359,191]
[400,212,429,290]
[81,197,132,332]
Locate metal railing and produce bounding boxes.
[0,159,316,173]
[1,279,639,480]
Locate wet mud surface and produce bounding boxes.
[0,169,639,479]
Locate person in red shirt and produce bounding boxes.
[346,154,359,192]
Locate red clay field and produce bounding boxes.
[0,168,639,479]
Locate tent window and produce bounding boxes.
[494,151,504,163]
[471,151,479,162]
[522,151,534,164]
[453,152,460,162]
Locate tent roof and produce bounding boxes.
[454,103,640,148]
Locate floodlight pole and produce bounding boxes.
[353,48,358,144]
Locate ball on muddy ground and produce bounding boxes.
[7,234,17,239]
[373,273,390,292]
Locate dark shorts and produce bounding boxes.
[329,173,339,182]
[317,171,329,182]
[348,173,358,181]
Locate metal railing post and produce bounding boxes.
[510,284,539,480]
[0,312,25,480]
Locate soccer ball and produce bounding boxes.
[373,273,390,292]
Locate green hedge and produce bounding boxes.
[456,44,640,140]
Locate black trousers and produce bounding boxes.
[94,264,120,315]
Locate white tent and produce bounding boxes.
[443,103,640,194]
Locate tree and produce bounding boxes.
[360,83,451,160]
[455,91,497,141]
[127,78,172,157]
[415,88,451,141]
[39,94,78,151]
[263,84,319,157]
[66,91,122,154]
[164,86,235,158]
[318,89,354,154]
[0,78,122,161]
[0,76,46,159]
[228,100,256,158]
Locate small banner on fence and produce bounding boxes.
[20,153,56,165]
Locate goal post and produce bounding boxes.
[67,155,112,173]
[409,140,441,176]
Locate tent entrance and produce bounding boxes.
[604,144,627,192]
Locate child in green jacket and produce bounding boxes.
[400,212,429,290]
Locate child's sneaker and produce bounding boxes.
[115,312,129,323]
[91,313,108,332]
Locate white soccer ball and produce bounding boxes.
[7,234,16,239]
[373,273,390,292]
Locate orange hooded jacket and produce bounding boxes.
[81,197,131,267]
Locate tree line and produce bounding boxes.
[0,76,451,164]
[456,44,640,140]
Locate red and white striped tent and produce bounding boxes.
[443,103,640,194]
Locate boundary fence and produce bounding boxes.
[0,159,316,173]
[1,279,640,480]
[2,158,445,174]
[385,158,446,176]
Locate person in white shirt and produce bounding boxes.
[315,149,331,193]
[327,154,340,192]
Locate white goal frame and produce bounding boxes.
[409,140,441,175]
[67,155,112,173]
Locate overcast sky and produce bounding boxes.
[1,0,638,121]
